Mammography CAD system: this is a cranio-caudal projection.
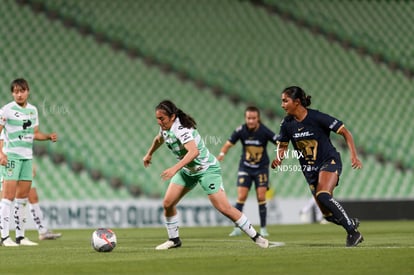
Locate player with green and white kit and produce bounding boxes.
[0,78,57,247]
[143,100,274,250]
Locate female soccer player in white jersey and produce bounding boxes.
[143,100,270,249]
[0,133,62,241]
[0,78,57,247]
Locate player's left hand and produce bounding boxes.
[49,132,58,142]
[351,157,362,169]
[161,167,177,181]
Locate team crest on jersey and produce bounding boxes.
[6,168,13,177]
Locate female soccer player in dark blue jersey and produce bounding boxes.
[218,106,277,237]
[271,86,363,247]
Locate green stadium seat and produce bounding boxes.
[1,0,412,201]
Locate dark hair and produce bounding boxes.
[282,86,311,107]
[10,78,29,92]
[245,106,260,116]
[156,100,197,129]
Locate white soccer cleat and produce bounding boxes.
[39,231,62,240]
[1,237,19,247]
[17,237,39,246]
[260,227,269,237]
[268,241,286,248]
[228,227,242,237]
[155,239,182,250]
[254,235,269,248]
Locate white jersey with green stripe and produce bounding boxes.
[160,118,219,175]
[0,101,38,159]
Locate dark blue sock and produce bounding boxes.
[235,202,244,212]
[316,192,355,233]
[259,202,267,228]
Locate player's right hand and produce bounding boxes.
[0,152,7,166]
[143,154,152,167]
[271,158,282,169]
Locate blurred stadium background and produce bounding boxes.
[1,0,413,226]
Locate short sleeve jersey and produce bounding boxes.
[0,101,38,159]
[229,123,277,170]
[276,109,344,170]
[160,118,219,175]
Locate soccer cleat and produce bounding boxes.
[1,236,19,247]
[253,234,269,248]
[155,239,182,250]
[346,231,364,247]
[319,218,329,224]
[351,218,360,229]
[39,231,62,240]
[260,227,269,237]
[228,227,242,237]
[16,237,39,246]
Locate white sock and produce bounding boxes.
[29,203,47,234]
[235,214,257,238]
[14,198,28,239]
[165,215,179,239]
[0,199,12,239]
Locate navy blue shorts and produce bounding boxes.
[304,158,342,195]
[236,168,269,190]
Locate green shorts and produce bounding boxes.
[171,166,224,195]
[3,158,33,181]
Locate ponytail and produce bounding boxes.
[282,86,311,107]
[156,100,197,129]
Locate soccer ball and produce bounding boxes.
[91,228,117,252]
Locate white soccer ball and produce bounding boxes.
[91,228,117,252]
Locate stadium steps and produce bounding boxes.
[2,0,412,200]
[34,156,133,201]
[26,0,413,171]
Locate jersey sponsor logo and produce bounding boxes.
[180,131,191,142]
[329,119,339,130]
[244,140,261,145]
[298,127,305,131]
[23,119,32,130]
[293,131,314,139]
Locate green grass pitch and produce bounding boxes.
[1,221,413,274]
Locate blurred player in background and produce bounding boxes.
[0,78,57,247]
[143,100,271,250]
[299,197,327,224]
[217,106,277,237]
[271,86,363,247]
[29,164,62,240]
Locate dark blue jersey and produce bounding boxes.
[229,123,278,170]
[276,109,344,171]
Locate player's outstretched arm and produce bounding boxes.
[338,126,362,169]
[34,126,57,142]
[217,141,234,161]
[143,134,164,167]
[271,142,288,169]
